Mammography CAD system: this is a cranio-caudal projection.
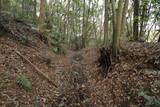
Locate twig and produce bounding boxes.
[15,50,58,88]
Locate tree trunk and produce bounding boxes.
[104,0,110,48]
[119,0,129,46]
[111,0,124,57]
[81,0,86,48]
[110,0,117,57]
[0,0,10,11]
[0,0,2,11]
[33,0,37,24]
[39,0,46,30]
[139,0,148,37]
[81,0,91,48]
[110,0,129,58]
[133,0,139,40]
[21,0,25,17]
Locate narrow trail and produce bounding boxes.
[52,51,92,107]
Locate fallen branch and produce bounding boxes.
[15,50,58,88]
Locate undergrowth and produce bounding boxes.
[17,75,32,90]
[138,69,160,106]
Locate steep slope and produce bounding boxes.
[0,15,60,106]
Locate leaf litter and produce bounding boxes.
[0,16,160,106]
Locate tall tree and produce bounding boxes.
[39,0,46,30]
[133,0,139,40]
[104,0,110,47]
[111,0,123,57]
[0,0,10,12]
[110,0,129,57]
[81,0,91,48]
[33,0,37,24]
[82,0,86,48]
[119,0,129,46]
[0,0,2,11]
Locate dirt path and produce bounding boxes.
[0,36,93,106]
[52,52,92,107]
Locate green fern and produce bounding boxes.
[17,75,32,90]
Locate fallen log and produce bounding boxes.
[15,50,58,88]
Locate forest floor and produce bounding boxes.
[0,16,160,107]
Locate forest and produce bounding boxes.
[0,0,160,106]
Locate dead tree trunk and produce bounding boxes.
[98,48,111,77]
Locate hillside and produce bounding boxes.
[0,16,160,107]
